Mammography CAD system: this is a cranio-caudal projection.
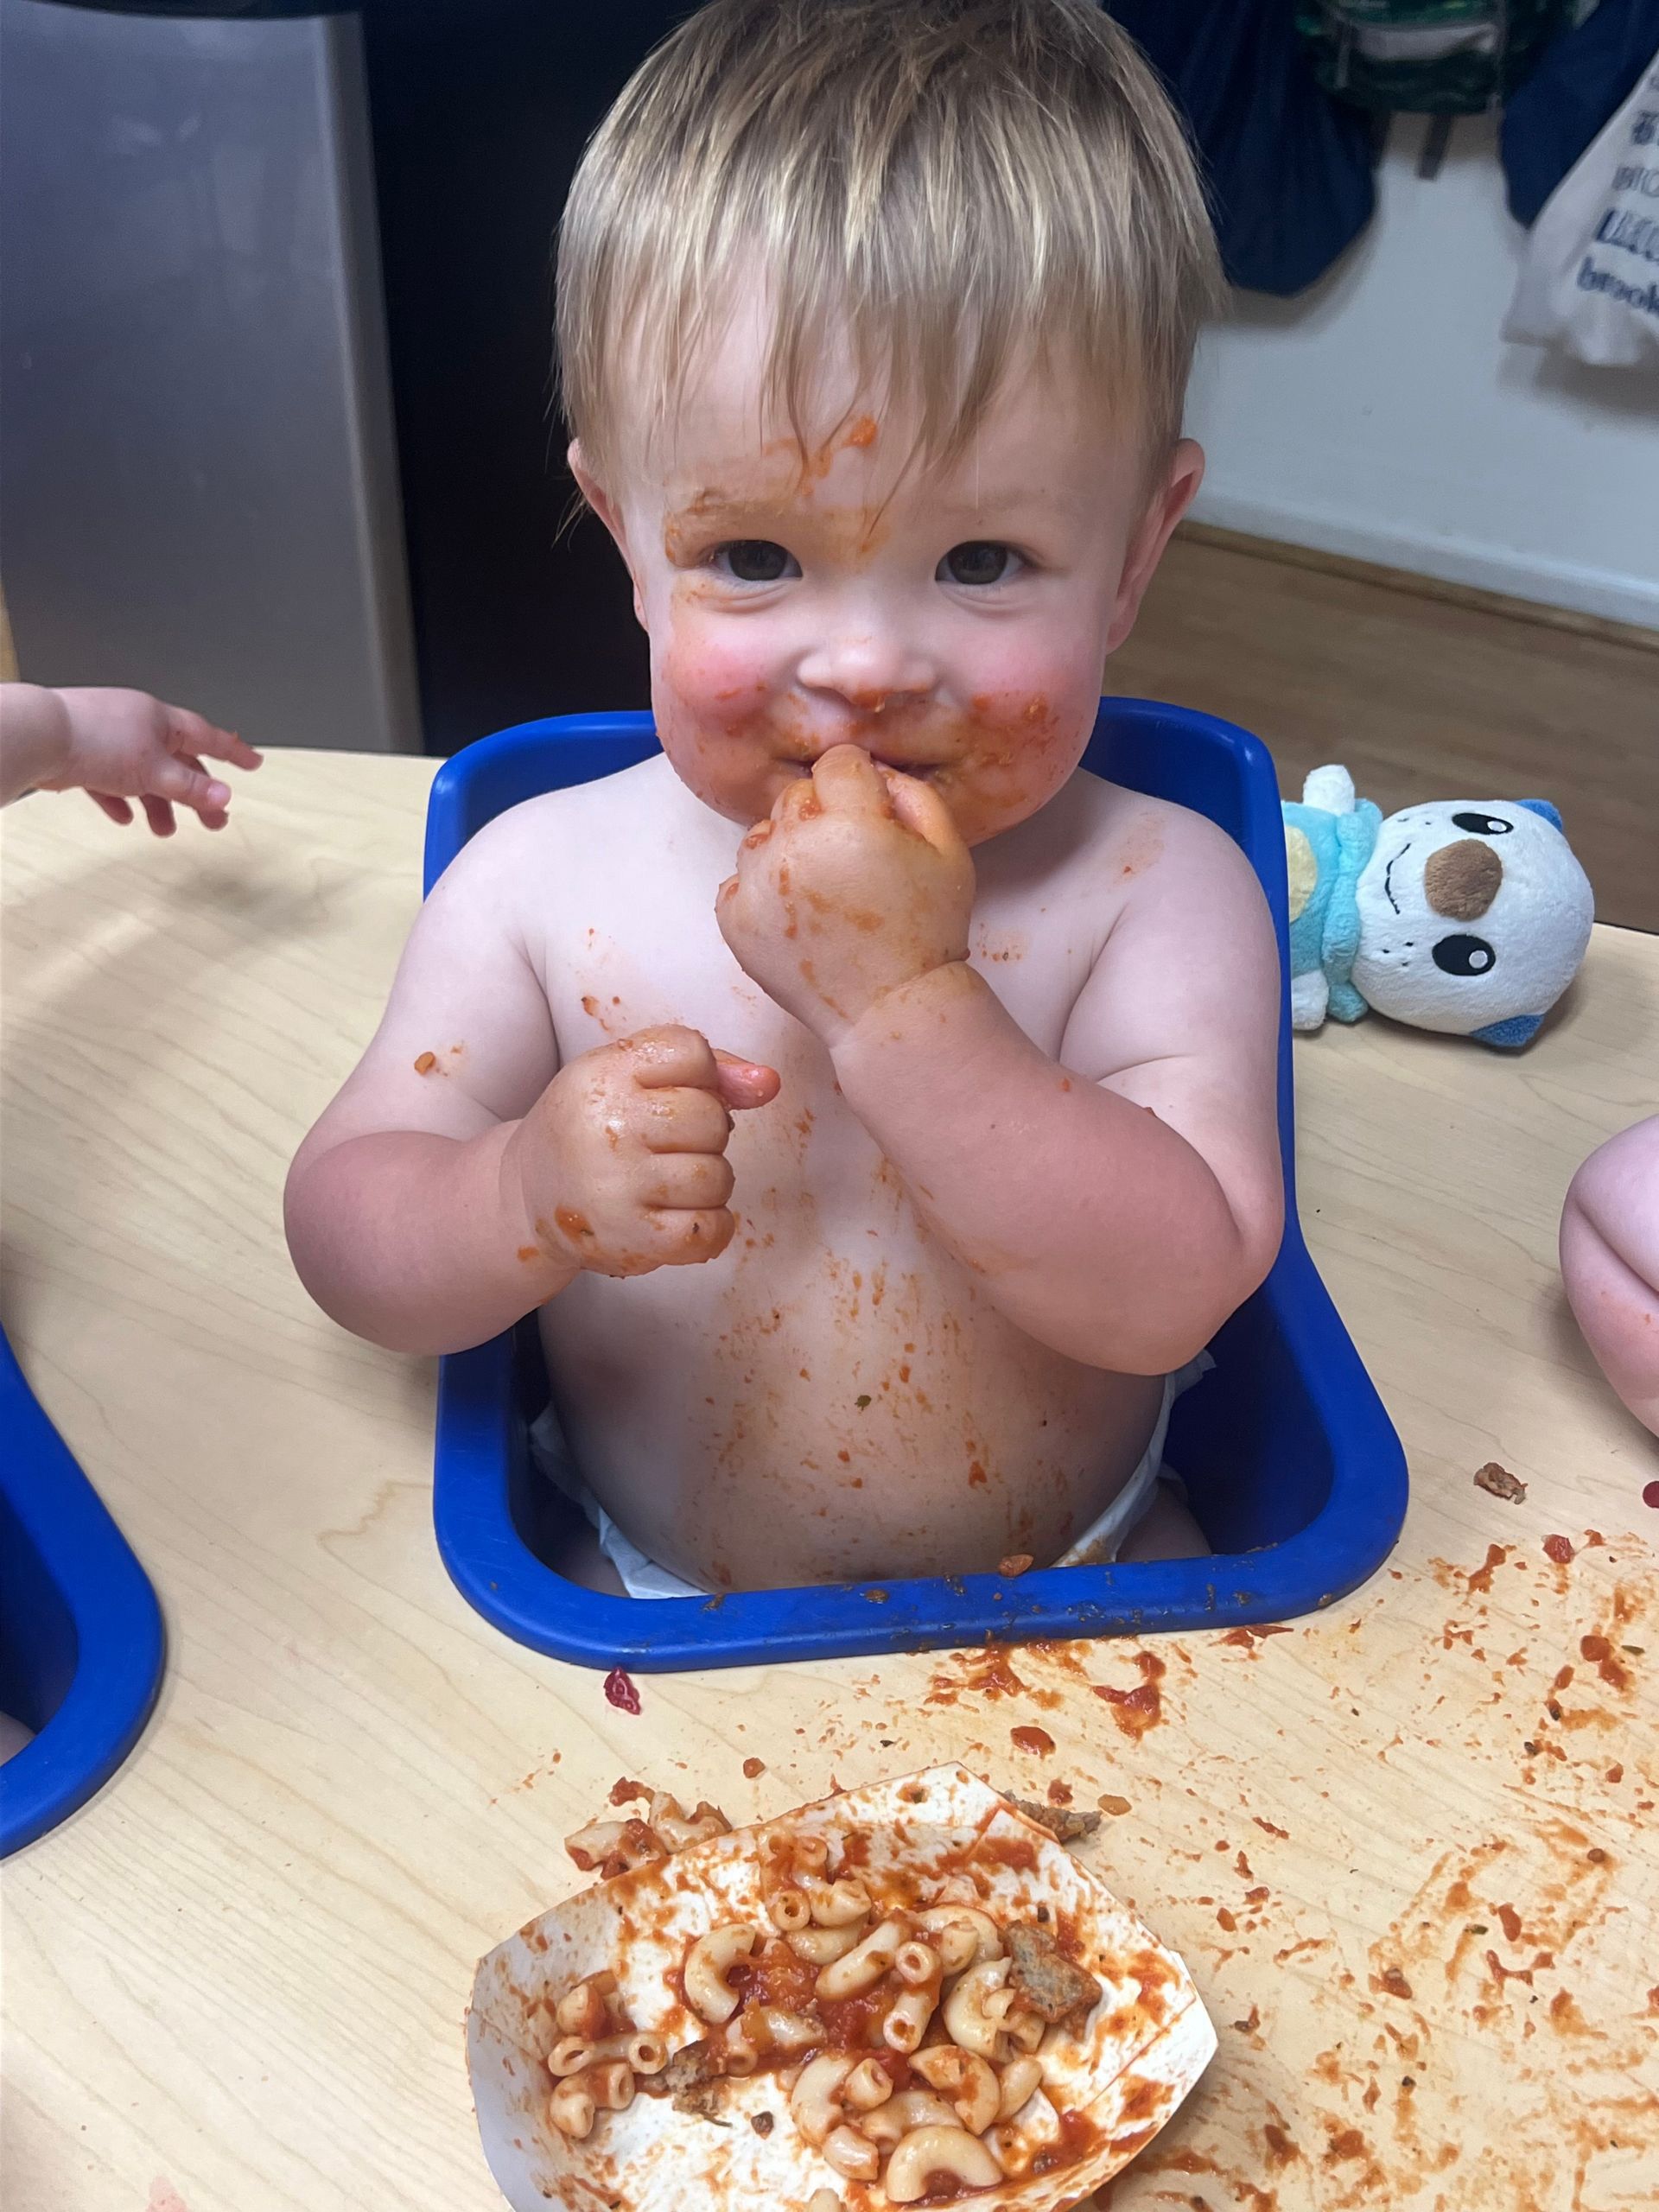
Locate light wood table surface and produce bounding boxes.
[3,751,1656,2212]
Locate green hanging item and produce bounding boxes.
[1296,2,1577,115]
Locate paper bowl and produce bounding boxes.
[467,1765,1214,2209]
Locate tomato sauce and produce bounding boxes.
[733,1938,818,2015]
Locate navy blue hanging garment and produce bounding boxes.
[1103,0,1379,296]
[1501,0,1659,226]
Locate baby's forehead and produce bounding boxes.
[628,369,1131,532]
[614,284,1105,486]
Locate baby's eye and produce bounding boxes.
[938,541,1021,588]
[712,540,799,583]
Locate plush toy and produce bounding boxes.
[1282,765,1593,1047]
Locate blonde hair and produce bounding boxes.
[556,0,1219,493]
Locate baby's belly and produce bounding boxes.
[537,1126,1163,1590]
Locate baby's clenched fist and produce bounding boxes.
[716,744,975,1045]
[505,1025,778,1278]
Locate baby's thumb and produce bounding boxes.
[713,1051,781,1111]
[152,754,232,813]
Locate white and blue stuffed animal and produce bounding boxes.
[1283,765,1593,1048]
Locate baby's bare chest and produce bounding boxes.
[542,830,1096,1083]
[539,876,1109,1436]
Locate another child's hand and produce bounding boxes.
[505,1025,779,1277]
[31,685,262,832]
[716,743,975,1043]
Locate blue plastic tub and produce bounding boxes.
[0,1326,165,1857]
[424,700,1407,1670]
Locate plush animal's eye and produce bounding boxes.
[1432,934,1497,976]
[1452,812,1512,836]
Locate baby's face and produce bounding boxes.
[574,308,1199,845]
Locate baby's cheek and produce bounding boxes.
[653,617,779,823]
[657,606,766,721]
[941,676,1097,846]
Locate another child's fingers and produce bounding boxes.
[149,751,232,814]
[168,706,261,772]
[712,1050,781,1111]
[175,753,232,828]
[87,791,134,826]
[142,794,178,837]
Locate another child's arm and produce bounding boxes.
[286,810,778,1357]
[1560,1116,1659,1435]
[719,746,1281,1375]
[0,683,260,826]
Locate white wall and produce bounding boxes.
[1185,114,1659,629]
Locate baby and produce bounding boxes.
[1561,1117,1659,1443]
[285,0,1283,1596]
[0,682,257,827]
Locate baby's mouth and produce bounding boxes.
[783,748,938,780]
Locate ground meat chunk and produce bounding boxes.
[1006,1921,1103,2024]
[1473,1460,1527,1503]
[1007,1796,1103,1845]
[647,2038,725,2116]
[672,2080,728,2121]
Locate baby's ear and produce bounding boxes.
[569,441,620,537]
[1103,439,1205,658]
[569,442,645,627]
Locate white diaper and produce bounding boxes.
[530,1356,1212,1601]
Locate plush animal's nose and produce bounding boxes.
[1424,837,1503,920]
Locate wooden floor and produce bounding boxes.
[1112,533,1658,934]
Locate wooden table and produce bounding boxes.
[3,753,1656,2212]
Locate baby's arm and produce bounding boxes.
[286,807,776,1356]
[720,749,1281,1374]
[837,815,1281,1372]
[1560,1117,1659,1435]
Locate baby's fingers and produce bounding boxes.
[626,1023,723,1093]
[142,793,178,838]
[86,791,134,827]
[810,742,892,817]
[644,1150,735,1211]
[650,1208,739,1266]
[884,766,970,861]
[712,1050,781,1111]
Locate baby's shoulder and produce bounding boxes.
[1015,770,1264,918]
[428,754,677,896]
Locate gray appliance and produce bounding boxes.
[0,0,418,752]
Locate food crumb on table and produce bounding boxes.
[1473,1460,1528,1503]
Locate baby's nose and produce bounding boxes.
[798,626,935,714]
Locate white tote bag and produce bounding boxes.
[1503,48,1659,367]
